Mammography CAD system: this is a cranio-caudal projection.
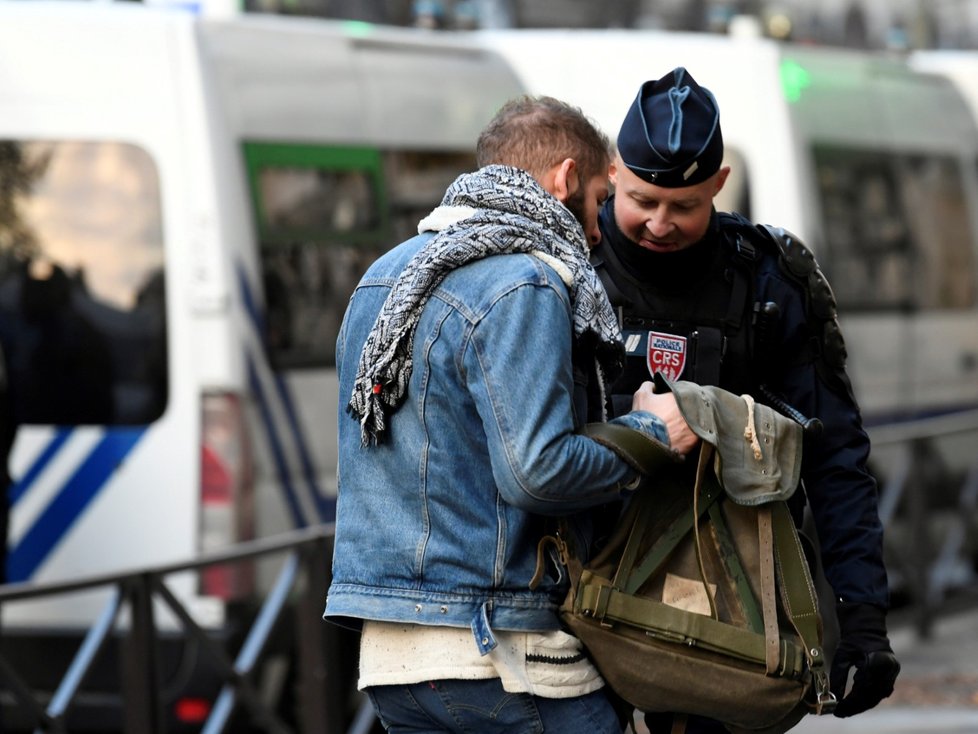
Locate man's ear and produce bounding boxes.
[548,158,578,203]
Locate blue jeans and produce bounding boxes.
[365,679,623,733]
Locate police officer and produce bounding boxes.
[593,68,900,733]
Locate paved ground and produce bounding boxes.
[793,709,978,733]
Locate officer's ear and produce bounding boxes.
[713,165,732,197]
[547,157,578,204]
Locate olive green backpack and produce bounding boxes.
[559,379,836,733]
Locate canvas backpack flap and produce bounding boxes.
[653,374,803,505]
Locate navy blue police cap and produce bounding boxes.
[617,67,723,187]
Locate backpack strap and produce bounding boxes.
[772,501,836,713]
[575,578,811,678]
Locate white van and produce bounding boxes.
[912,50,978,108]
[0,2,523,728]
[478,28,978,456]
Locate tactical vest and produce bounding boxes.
[594,215,764,418]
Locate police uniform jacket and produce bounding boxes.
[594,199,889,609]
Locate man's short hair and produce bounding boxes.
[476,95,612,185]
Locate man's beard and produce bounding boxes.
[563,185,587,233]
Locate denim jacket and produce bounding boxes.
[324,232,668,652]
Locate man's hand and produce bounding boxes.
[631,382,699,455]
[830,602,901,717]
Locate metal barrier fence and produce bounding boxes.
[0,524,352,734]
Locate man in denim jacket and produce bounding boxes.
[325,96,698,733]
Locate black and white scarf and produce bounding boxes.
[348,165,623,445]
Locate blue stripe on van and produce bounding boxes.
[7,427,73,507]
[246,352,309,528]
[7,427,147,583]
[273,372,335,523]
[237,262,266,340]
[237,264,332,525]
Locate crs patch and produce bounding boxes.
[647,331,687,381]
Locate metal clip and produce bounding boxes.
[815,690,837,716]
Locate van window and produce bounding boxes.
[0,141,167,426]
[813,146,976,312]
[245,143,475,368]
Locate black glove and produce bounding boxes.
[830,602,901,717]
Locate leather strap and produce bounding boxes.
[758,506,779,674]
[771,502,834,711]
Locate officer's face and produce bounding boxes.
[610,158,729,253]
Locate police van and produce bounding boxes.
[0,2,523,727]
[477,27,978,461]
